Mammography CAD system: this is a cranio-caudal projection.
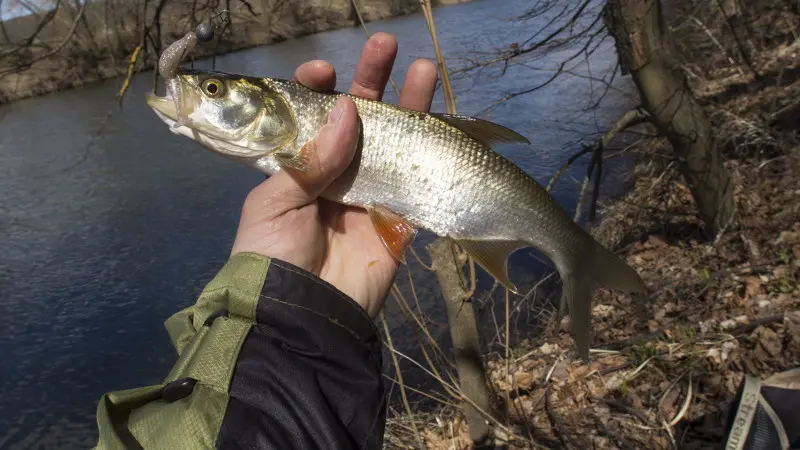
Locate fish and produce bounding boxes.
[145,69,647,359]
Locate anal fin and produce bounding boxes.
[367,206,417,263]
[274,141,314,173]
[455,239,526,293]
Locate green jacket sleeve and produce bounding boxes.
[94,252,386,450]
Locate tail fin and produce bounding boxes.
[592,242,647,294]
[560,272,594,361]
[560,242,646,361]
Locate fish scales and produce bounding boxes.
[269,79,563,247]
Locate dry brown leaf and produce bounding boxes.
[745,276,763,298]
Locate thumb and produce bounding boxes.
[249,96,360,219]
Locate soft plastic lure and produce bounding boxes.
[158,31,198,128]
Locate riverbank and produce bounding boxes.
[385,10,800,450]
[0,0,469,104]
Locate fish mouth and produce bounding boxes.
[145,92,179,121]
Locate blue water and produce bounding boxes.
[0,0,637,447]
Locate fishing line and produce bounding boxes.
[190,0,252,68]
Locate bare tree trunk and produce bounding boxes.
[604,0,735,238]
[428,239,493,446]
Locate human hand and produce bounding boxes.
[230,33,438,317]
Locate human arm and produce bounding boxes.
[93,33,437,450]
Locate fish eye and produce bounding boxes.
[201,79,224,97]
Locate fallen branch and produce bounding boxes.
[596,330,667,351]
[729,314,784,336]
[599,361,634,375]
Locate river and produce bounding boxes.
[0,0,637,447]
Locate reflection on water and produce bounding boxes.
[0,0,636,447]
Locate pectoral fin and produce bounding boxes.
[367,206,417,263]
[456,239,526,293]
[274,141,314,173]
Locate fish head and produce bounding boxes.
[146,70,297,162]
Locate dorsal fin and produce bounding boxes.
[432,113,530,147]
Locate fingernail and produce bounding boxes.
[327,97,347,125]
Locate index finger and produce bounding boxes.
[293,60,336,91]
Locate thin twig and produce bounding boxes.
[389,347,541,447]
[574,108,649,223]
[599,361,634,375]
[464,256,476,300]
[504,287,512,423]
[419,0,456,114]
[408,246,434,271]
[668,375,693,427]
[0,0,88,77]
[713,0,759,78]
[421,5,495,444]
[546,145,593,192]
[391,286,460,397]
[382,373,457,408]
[687,16,743,76]
[381,312,425,449]
[117,45,142,103]
[626,355,657,382]
[574,143,600,222]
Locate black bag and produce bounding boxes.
[724,368,800,450]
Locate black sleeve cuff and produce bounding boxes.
[216,259,386,450]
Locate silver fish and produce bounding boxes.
[145,69,646,359]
